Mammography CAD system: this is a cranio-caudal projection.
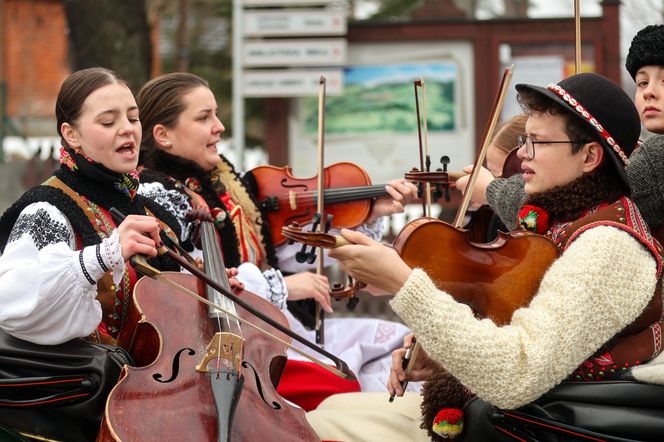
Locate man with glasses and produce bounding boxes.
[462,25,664,241]
[305,72,664,440]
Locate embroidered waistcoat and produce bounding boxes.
[546,197,664,381]
[44,177,178,345]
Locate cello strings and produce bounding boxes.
[202,221,243,374]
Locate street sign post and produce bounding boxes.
[243,39,346,67]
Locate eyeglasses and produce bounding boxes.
[517,135,592,160]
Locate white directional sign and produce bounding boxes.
[243,10,346,36]
[243,39,347,67]
[243,70,343,97]
[243,0,338,5]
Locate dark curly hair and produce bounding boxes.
[626,24,664,80]
[516,88,599,153]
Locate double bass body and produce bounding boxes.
[98,272,318,441]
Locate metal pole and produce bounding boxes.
[232,0,245,169]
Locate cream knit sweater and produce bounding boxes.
[390,226,658,409]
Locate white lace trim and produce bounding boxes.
[264,268,288,310]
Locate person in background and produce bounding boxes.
[136,72,420,410]
[461,113,528,242]
[485,114,528,177]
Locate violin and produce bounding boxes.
[282,221,558,323]
[250,162,463,246]
[97,211,354,441]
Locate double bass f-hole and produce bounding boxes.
[241,361,281,410]
[152,347,196,383]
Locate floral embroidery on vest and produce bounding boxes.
[547,197,664,382]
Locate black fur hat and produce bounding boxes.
[626,25,664,80]
[516,73,640,188]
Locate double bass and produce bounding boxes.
[98,214,332,441]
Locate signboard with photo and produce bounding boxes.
[301,64,457,135]
[289,41,475,185]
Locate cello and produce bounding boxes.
[97,212,350,441]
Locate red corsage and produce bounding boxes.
[517,205,549,235]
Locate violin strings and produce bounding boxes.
[284,185,389,205]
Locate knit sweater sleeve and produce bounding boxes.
[627,135,664,228]
[486,175,527,230]
[390,226,657,409]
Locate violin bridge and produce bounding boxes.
[196,332,245,373]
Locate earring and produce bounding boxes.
[164,142,171,147]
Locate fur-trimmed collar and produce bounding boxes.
[140,148,225,196]
[525,170,628,225]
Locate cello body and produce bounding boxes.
[393,218,559,325]
[98,272,318,441]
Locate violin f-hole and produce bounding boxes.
[153,347,196,383]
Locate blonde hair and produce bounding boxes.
[492,114,528,154]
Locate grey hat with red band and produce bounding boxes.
[515,72,641,187]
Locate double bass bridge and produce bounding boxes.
[196,332,245,374]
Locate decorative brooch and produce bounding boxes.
[517,205,550,235]
[185,177,203,193]
[210,207,227,228]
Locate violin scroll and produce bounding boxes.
[282,223,365,304]
[282,223,351,249]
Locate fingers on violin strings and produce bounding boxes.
[385,183,405,203]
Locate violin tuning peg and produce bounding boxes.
[324,214,334,232]
[295,243,309,263]
[306,251,317,265]
[346,296,360,311]
[440,155,450,165]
